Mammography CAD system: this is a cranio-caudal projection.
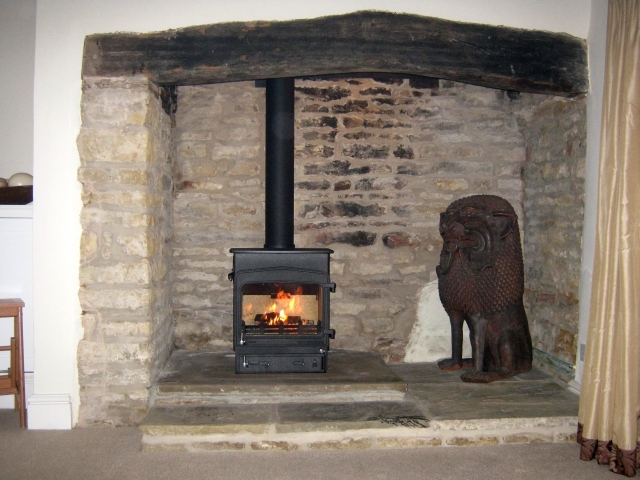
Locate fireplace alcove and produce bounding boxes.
[77,11,588,425]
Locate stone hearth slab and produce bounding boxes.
[153,350,407,404]
[142,404,276,435]
[275,401,428,433]
[141,400,428,436]
[388,363,579,420]
[387,361,553,384]
[409,380,579,420]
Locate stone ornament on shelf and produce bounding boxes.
[436,195,532,383]
[8,173,33,187]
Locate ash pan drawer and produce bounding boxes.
[235,354,325,373]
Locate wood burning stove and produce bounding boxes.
[229,78,336,373]
[229,248,335,373]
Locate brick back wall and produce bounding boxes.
[294,79,525,359]
[172,79,528,360]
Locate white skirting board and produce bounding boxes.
[27,393,72,430]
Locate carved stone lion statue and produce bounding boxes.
[436,195,532,383]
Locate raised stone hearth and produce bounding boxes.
[153,350,407,404]
[141,350,578,451]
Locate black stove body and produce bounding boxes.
[229,77,335,373]
[229,248,335,373]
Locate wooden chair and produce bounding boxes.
[0,299,26,428]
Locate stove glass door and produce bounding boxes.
[241,283,322,336]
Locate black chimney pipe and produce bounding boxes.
[264,78,295,250]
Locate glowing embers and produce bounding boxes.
[242,283,322,335]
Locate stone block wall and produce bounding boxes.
[514,94,586,380]
[171,79,529,360]
[171,83,265,350]
[77,77,174,425]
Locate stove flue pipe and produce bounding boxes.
[264,77,296,250]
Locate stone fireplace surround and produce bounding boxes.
[76,12,587,426]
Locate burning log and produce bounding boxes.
[254,313,303,326]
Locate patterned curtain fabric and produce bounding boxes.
[577,0,640,477]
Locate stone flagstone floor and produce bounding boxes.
[140,350,579,452]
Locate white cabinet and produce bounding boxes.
[0,205,34,408]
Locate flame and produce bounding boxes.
[257,286,306,326]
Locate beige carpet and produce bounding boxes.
[0,410,611,480]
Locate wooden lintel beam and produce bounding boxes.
[82,11,588,96]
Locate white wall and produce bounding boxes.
[31,0,594,428]
[571,0,608,393]
[0,0,36,179]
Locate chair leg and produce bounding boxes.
[10,337,17,411]
[16,310,26,428]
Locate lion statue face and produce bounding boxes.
[437,195,517,277]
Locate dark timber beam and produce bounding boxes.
[82,11,588,96]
